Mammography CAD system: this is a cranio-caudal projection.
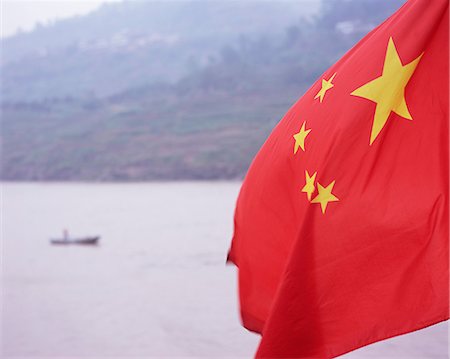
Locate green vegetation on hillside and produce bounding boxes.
[2,0,405,181]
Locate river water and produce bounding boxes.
[1,183,447,358]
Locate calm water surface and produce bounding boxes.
[1,183,448,358]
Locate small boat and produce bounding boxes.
[50,229,100,245]
[50,236,100,245]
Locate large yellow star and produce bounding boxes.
[351,37,423,145]
[311,180,339,214]
[314,72,336,103]
[301,170,317,201]
[293,121,311,154]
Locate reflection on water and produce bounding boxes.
[1,183,448,357]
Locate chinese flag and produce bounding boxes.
[227,0,449,357]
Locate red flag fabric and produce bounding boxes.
[228,0,449,357]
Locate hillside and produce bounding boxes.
[2,0,405,181]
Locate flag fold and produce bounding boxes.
[228,0,449,357]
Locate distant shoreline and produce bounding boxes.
[0,179,244,184]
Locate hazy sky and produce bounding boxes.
[1,0,322,38]
[1,0,121,38]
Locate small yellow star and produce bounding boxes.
[301,170,317,201]
[311,180,339,214]
[351,37,423,145]
[293,121,311,154]
[314,72,336,103]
